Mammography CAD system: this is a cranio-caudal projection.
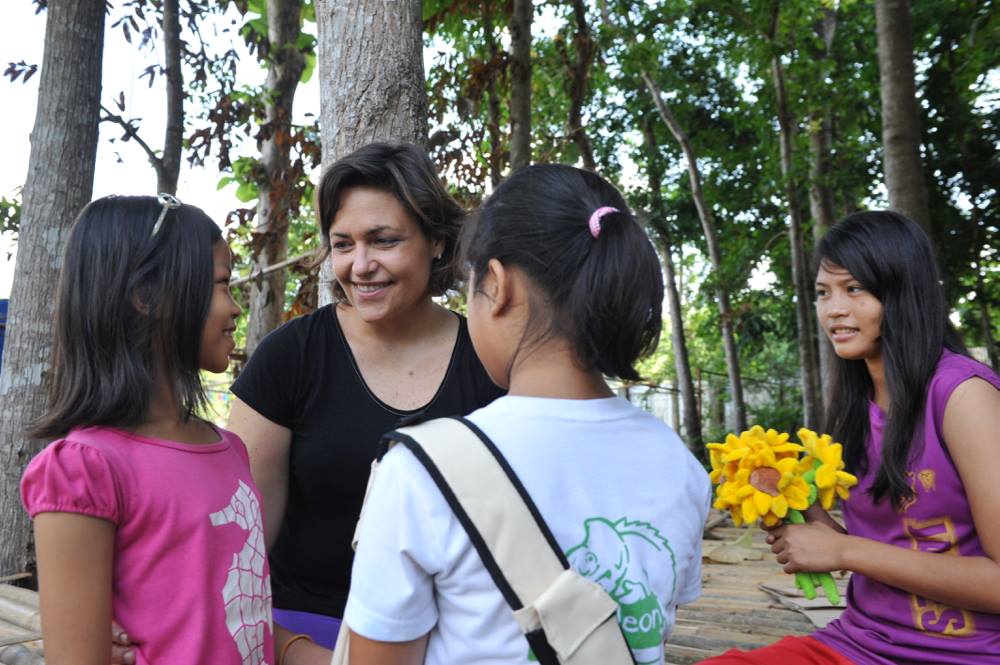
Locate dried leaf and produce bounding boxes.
[706,543,763,564]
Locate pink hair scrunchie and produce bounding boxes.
[588,206,619,238]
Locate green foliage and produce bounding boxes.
[298,33,317,83]
[635,331,676,385]
[424,0,512,201]
[911,0,1000,354]
[21,0,995,435]
[0,195,21,237]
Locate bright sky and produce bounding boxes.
[0,2,321,298]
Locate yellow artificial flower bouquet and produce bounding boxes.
[707,426,858,602]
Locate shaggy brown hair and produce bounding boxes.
[316,142,464,301]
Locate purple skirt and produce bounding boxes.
[273,608,342,650]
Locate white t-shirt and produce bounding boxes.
[343,395,711,665]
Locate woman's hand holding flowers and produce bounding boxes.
[767,520,850,574]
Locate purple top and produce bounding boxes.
[814,350,1000,664]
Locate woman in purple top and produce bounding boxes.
[703,211,1000,665]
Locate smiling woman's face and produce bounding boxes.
[814,261,884,363]
[328,187,443,324]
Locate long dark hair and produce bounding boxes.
[29,195,222,439]
[316,142,464,300]
[463,164,663,381]
[817,210,967,508]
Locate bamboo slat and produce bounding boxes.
[0,598,39,635]
[0,645,44,665]
[0,588,37,610]
[0,616,41,647]
[0,587,43,665]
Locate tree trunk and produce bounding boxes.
[875,0,931,236]
[157,0,183,195]
[940,54,997,372]
[98,0,183,195]
[642,71,747,430]
[658,233,706,460]
[642,118,703,459]
[975,269,998,372]
[971,209,999,371]
[670,384,681,434]
[245,0,306,357]
[483,2,503,188]
[808,9,838,410]
[564,0,596,171]
[316,0,427,306]
[706,380,724,435]
[0,0,105,580]
[771,51,822,430]
[509,0,532,171]
[810,115,837,405]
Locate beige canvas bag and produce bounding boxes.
[330,416,636,665]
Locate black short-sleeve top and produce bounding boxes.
[231,305,504,618]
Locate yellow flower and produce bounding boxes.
[712,457,811,527]
[797,428,858,510]
[706,433,741,484]
[750,426,804,460]
[706,426,804,485]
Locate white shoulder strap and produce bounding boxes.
[384,417,637,665]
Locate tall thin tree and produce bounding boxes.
[0,0,106,580]
[100,0,184,195]
[559,0,597,171]
[509,0,533,171]
[768,4,822,429]
[971,210,999,371]
[808,7,838,405]
[245,0,306,356]
[482,0,504,188]
[158,0,184,195]
[642,117,704,459]
[642,71,748,431]
[875,0,931,235]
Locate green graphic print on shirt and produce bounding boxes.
[528,517,677,665]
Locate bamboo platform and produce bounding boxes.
[665,520,843,664]
[0,583,43,665]
[0,518,841,664]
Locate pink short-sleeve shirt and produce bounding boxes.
[21,426,274,665]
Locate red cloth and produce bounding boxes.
[699,636,855,664]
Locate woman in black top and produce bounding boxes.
[229,143,503,663]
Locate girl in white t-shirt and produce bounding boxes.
[339,164,711,665]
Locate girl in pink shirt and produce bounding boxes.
[20,195,273,665]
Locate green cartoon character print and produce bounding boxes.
[528,517,677,665]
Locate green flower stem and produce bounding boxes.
[820,573,841,605]
[787,510,817,599]
[787,509,840,604]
